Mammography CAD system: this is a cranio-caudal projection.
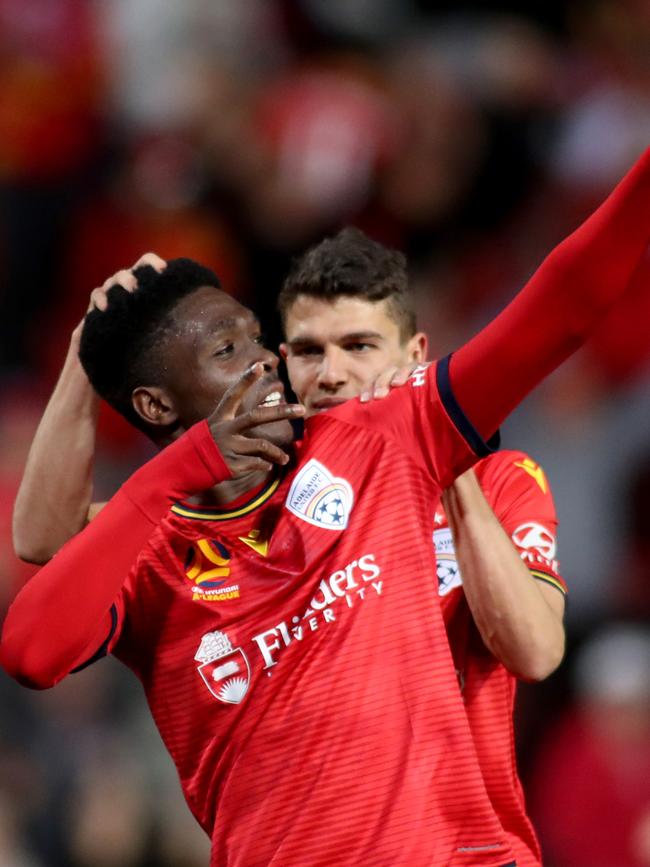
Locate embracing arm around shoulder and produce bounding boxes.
[13,259,164,565]
[364,150,650,490]
[13,324,101,565]
[442,469,565,682]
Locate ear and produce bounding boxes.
[131,386,179,428]
[278,343,289,360]
[405,332,428,363]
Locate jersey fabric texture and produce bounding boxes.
[435,451,566,867]
[108,363,516,867]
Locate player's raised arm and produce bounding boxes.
[13,322,100,564]
[448,147,650,440]
[13,257,166,565]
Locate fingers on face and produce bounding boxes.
[231,436,290,466]
[237,457,274,473]
[216,363,267,419]
[234,403,305,431]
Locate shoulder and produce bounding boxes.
[473,449,558,528]
[475,449,550,491]
[329,362,438,424]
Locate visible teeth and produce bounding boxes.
[261,391,281,407]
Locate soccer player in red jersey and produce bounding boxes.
[14,233,563,865]
[277,229,565,867]
[14,232,562,865]
[2,148,650,865]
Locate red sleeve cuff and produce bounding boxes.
[186,420,232,485]
[121,422,232,524]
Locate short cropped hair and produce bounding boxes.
[79,258,221,434]
[278,227,416,341]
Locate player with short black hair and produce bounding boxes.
[81,258,222,434]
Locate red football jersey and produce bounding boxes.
[109,363,516,866]
[435,450,567,867]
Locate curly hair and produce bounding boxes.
[79,258,221,433]
[278,227,416,340]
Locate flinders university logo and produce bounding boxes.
[184,539,240,603]
[195,630,250,704]
[286,459,353,530]
[433,527,463,596]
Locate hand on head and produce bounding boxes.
[87,252,167,314]
[71,253,168,350]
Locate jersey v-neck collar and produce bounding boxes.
[170,470,281,522]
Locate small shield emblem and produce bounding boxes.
[198,648,250,704]
[286,459,354,530]
[433,527,463,596]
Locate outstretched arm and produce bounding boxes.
[358,149,650,490]
[449,147,650,439]
[442,462,565,682]
[13,323,100,564]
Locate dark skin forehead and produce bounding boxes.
[138,283,292,471]
[153,285,281,430]
[168,285,260,344]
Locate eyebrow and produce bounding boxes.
[287,330,385,347]
[207,316,260,334]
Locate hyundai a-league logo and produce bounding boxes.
[512,522,556,560]
[195,630,250,704]
[184,539,240,603]
[286,459,353,530]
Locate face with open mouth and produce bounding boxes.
[152,286,296,449]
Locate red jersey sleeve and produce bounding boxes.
[448,147,650,440]
[475,450,567,596]
[333,149,650,491]
[0,421,230,689]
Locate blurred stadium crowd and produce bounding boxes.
[0,1,648,865]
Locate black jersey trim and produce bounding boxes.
[71,603,118,673]
[529,570,567,596]
[171,472,281,521]
[436,354,500,457]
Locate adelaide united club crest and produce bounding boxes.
[285,459,353,530]
[195,630,251,704]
